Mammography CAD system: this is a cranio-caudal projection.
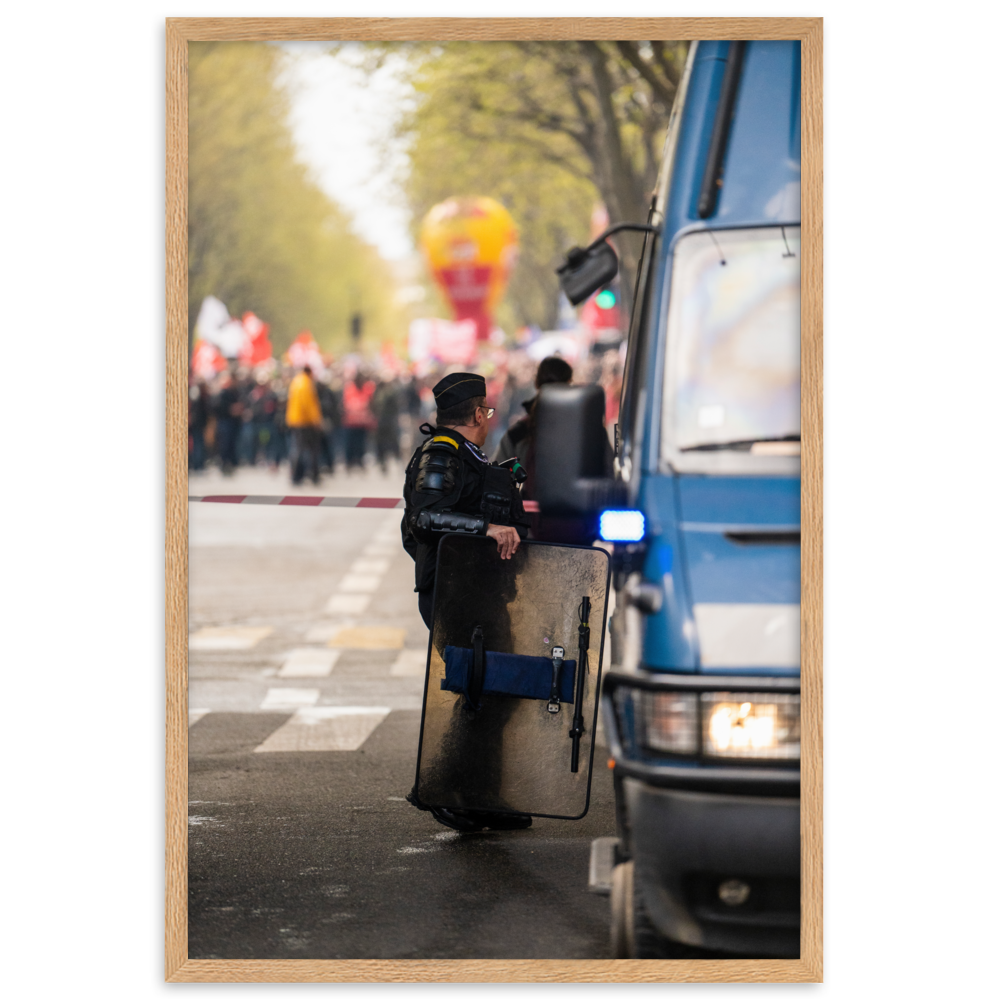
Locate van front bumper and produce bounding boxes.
[603,670,801,957]
[626,779,799,956]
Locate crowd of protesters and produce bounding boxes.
[188,345,624,485]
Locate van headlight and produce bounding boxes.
[636,691,800,760]
[701,693,800,760]
[638,692,699,753]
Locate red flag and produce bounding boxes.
[239,311,272,366]
[191,338,227,379]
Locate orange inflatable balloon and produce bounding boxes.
[419,196,519,341]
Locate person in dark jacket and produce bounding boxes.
[401,371,532,835]
[492,356,573,538]
[188,380,210,471]
[492,356,573,488]
[213,372,242,475]
[492,355,613,543]
[401,371,529,630]
[373,376,402,473]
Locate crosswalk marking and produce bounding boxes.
[349,557,391,575]
[278,648,341,678]
[362,543,397,558]
[192,509,419,722]
[328,626,406,650]
[304,622,354,642]
[390,649,426,676]
[253,706,391,752]
[324,594,371,616]
[260,687,320,710]
[337,573,382,594]
[190,626,274,651]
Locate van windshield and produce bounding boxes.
[662,226,800,454]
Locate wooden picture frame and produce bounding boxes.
[166,16,822,983]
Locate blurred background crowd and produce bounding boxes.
[186,38,685,482]
[189,346,624,482]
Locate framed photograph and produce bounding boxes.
[164,17,825,983]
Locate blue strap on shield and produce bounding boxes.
[441,646,577,705]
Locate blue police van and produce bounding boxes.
[538,39,803,958]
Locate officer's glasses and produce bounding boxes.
[479,406,495,419]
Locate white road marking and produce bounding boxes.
[390,649,426,677]
[278,648,342,678]
[305,621,356,642]
[349,558,391,575]
[260,687,320,710]
[362,543,397,558]
[324,594,371,616]
[338,574,382,593]
[189,708,211,726]
[253,706,391,752]
[190,626,274,650]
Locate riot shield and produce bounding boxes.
[413,534,610,820]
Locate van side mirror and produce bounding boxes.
[556,242,619,306]
[535,384,622,521]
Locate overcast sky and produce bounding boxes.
[279,42,416,261]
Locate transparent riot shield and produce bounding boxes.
[413,534,610,820]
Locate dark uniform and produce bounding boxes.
[401,373,531,833]
[401,373,529,629]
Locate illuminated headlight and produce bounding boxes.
[701,693,800,760]
[599,509,645,542]
[637,692,699,754]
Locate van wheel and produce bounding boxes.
[614,862,706,958]
[633,881,689,958]
[609,861,634,957]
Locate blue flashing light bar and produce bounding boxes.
[599,509,645,542]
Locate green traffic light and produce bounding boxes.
[595,290,616,308]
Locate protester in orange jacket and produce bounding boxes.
[342,372,376,470]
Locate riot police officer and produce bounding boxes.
[402,373,532,833]
[401,372,529,629]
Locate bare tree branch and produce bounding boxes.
[614,41,676,110]
[650,40,683,88]
[580,42,644,223]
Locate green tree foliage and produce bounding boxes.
[390,40,687,327]
[188,42,402,355]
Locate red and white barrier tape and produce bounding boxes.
[188,495,541,512]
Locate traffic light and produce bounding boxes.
[595,288,617,309]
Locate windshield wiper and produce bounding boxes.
[681,434,801,453]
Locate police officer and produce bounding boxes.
[401,372,529,629]
[402,373,532,833]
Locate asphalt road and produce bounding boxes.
[188,461,616,960]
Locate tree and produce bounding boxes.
[188,42,403,355]
[384,40,688,322]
